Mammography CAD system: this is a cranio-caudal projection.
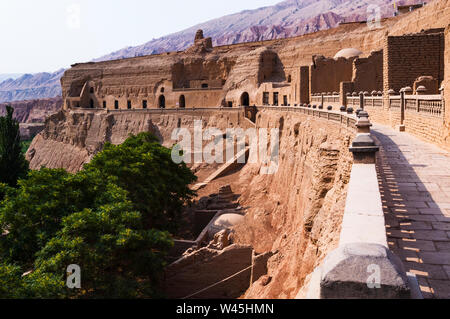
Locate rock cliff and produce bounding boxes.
[0,97,62,124]
[231,109,354,298]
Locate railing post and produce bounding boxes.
[399,89,406,132]
[359,92,364,110]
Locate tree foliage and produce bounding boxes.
[0,132,195,298]
[0,106,29,187]
[84,132,197,233]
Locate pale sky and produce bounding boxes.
[0,0,281,74]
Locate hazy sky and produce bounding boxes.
[0,0,282,74]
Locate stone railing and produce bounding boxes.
[172,87,223,92]
[297,111,420,299]
[364,96,384,108]
[251,105,358,129]
[404,94,444,117]
[389,96,401,109]
[311,93,340,107]
[347,96,360,108]
[104,107,242,114]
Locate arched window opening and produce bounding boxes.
[158,95,166,109]
[161,87,165,93]
[179,95,186,108]
[240,92,250,107]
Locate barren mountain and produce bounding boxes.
[0,69,64,103]
[95,0,410,61]
[0,0,415,102]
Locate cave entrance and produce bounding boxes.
[240,92,250,106]
[159,95,166,109]
[179,95,186,108]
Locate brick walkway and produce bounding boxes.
[372,123,450,299]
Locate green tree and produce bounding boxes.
[84,132,197,233]
[0,106,29,187]
[0,132,195,298]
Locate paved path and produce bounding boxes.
[372,123,450,299]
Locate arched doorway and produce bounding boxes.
[240,92,250,106]
[158,95,166,108]
[179,95,186,108]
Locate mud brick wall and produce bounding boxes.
[444,26,450,148]
[353,50,383,92]
[404,110,446,147]
[299,66,310,104]
[364,104,389,126]
[383,33,445,93]
[310,56,354,95]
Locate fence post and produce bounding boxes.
[359,92,364,110]
[399,89,406,132]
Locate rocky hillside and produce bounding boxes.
[96,0,410,61]
[0,0,417,102]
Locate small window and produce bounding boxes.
[114,100,119,110]
[142,100,147,109]
[127,101,132,109]
[288,75,292,83]
[90,87,94,94]
[103,101,107,108]
[202,83,208,88]
[90,99,94,108]
[227,101,233,108]
[273,92,279,106]
[161,88,165,93]
[263,92,269,105]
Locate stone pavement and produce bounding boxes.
[372,123,450,299]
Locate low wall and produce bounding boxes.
[297,111,417,299]
[349,94,448,151]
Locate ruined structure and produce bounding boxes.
[25,0,450,299]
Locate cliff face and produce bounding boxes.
[26,107,355,299]
[232,109,354,298]
[26,109,248,173]
[0,97,62,123]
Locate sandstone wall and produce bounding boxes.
[232,109,355,298]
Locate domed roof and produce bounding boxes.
[334,48,363,59]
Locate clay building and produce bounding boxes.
[62,27,445,111]
[60,0,449,149]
